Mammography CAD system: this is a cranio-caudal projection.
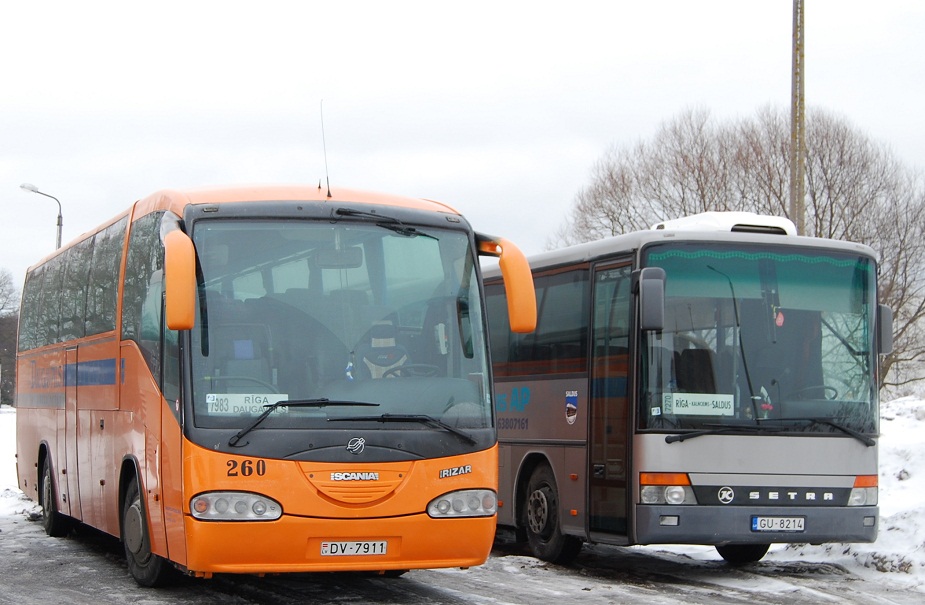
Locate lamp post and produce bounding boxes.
[20,183,63,249]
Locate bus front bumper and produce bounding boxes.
[634,505,878,545]
[181,512,496,576]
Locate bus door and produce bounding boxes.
[64,346,81,520]
[587,261,633,539]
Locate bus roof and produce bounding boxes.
[25,185,463,275]
[133,184,462,218]
[484,226,877,278]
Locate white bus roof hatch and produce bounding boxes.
[651,212,797,235]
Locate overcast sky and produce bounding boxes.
[2,1,923,288]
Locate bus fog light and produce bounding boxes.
[190,491,282,521]
[864,516,876,527]
[428,490,497,518]
[659,515,680,526]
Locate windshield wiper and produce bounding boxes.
[666,418,876,447]
[228,398,379,447]
[333,207,437,239]
[328,413,477,445]
[665,422,784,443]
[783,417,876,447]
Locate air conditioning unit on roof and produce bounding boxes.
[651,211,797,235]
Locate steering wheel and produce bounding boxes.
[787,385,839,400]
[382,364,440,378]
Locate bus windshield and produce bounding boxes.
[639,243,878,436]
[189,219,490,435]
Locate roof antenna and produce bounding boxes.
[320,99,332,198]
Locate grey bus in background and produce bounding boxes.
[484,212,891,565]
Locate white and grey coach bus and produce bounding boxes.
[484,212,892,565]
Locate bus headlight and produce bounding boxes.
[848,475,878,506]
[664,485,688,505]
[190,492,282,521]
[640,485,696,505]
[848,487,878,507]
[428,489,497,518]
[639,472,697,505]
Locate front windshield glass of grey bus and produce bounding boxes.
[188,220,491,434]
[637,243,878,436]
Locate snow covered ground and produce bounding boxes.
[2,398,923,595]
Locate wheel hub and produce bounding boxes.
[527,488,549,534]
[124,501,145,555]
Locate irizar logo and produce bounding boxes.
[439,465,473,479]
[330,472,380,481]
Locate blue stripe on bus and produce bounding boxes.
[61,358,118,387]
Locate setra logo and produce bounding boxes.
[718,486,735,504]
[346,437,366,455]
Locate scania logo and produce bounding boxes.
[718,486,735,504]
[330,471,379,481]
[346,437,366,455]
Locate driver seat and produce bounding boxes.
[354,320,409,379]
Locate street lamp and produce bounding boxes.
[20,183,63,249]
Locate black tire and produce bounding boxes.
[523,464,583,564]
[40,458,70,537]
[122,477,172,587]
[716,543,771,565]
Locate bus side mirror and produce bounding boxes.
[164,229,196,331]
[478,235,537,333]
[635,267,665,332]
[878,304,893,355]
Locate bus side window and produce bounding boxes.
[86,217,127,336]
[123,212,168,385]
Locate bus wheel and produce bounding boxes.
[716,543,770,565]
[122,478,172,587]
[40,459,70,537]
[524,464,582,564]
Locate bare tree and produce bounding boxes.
[552,106,925,390]
[0,269,20,405]
[0,269,19,317]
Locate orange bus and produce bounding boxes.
[15,185,536,585]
